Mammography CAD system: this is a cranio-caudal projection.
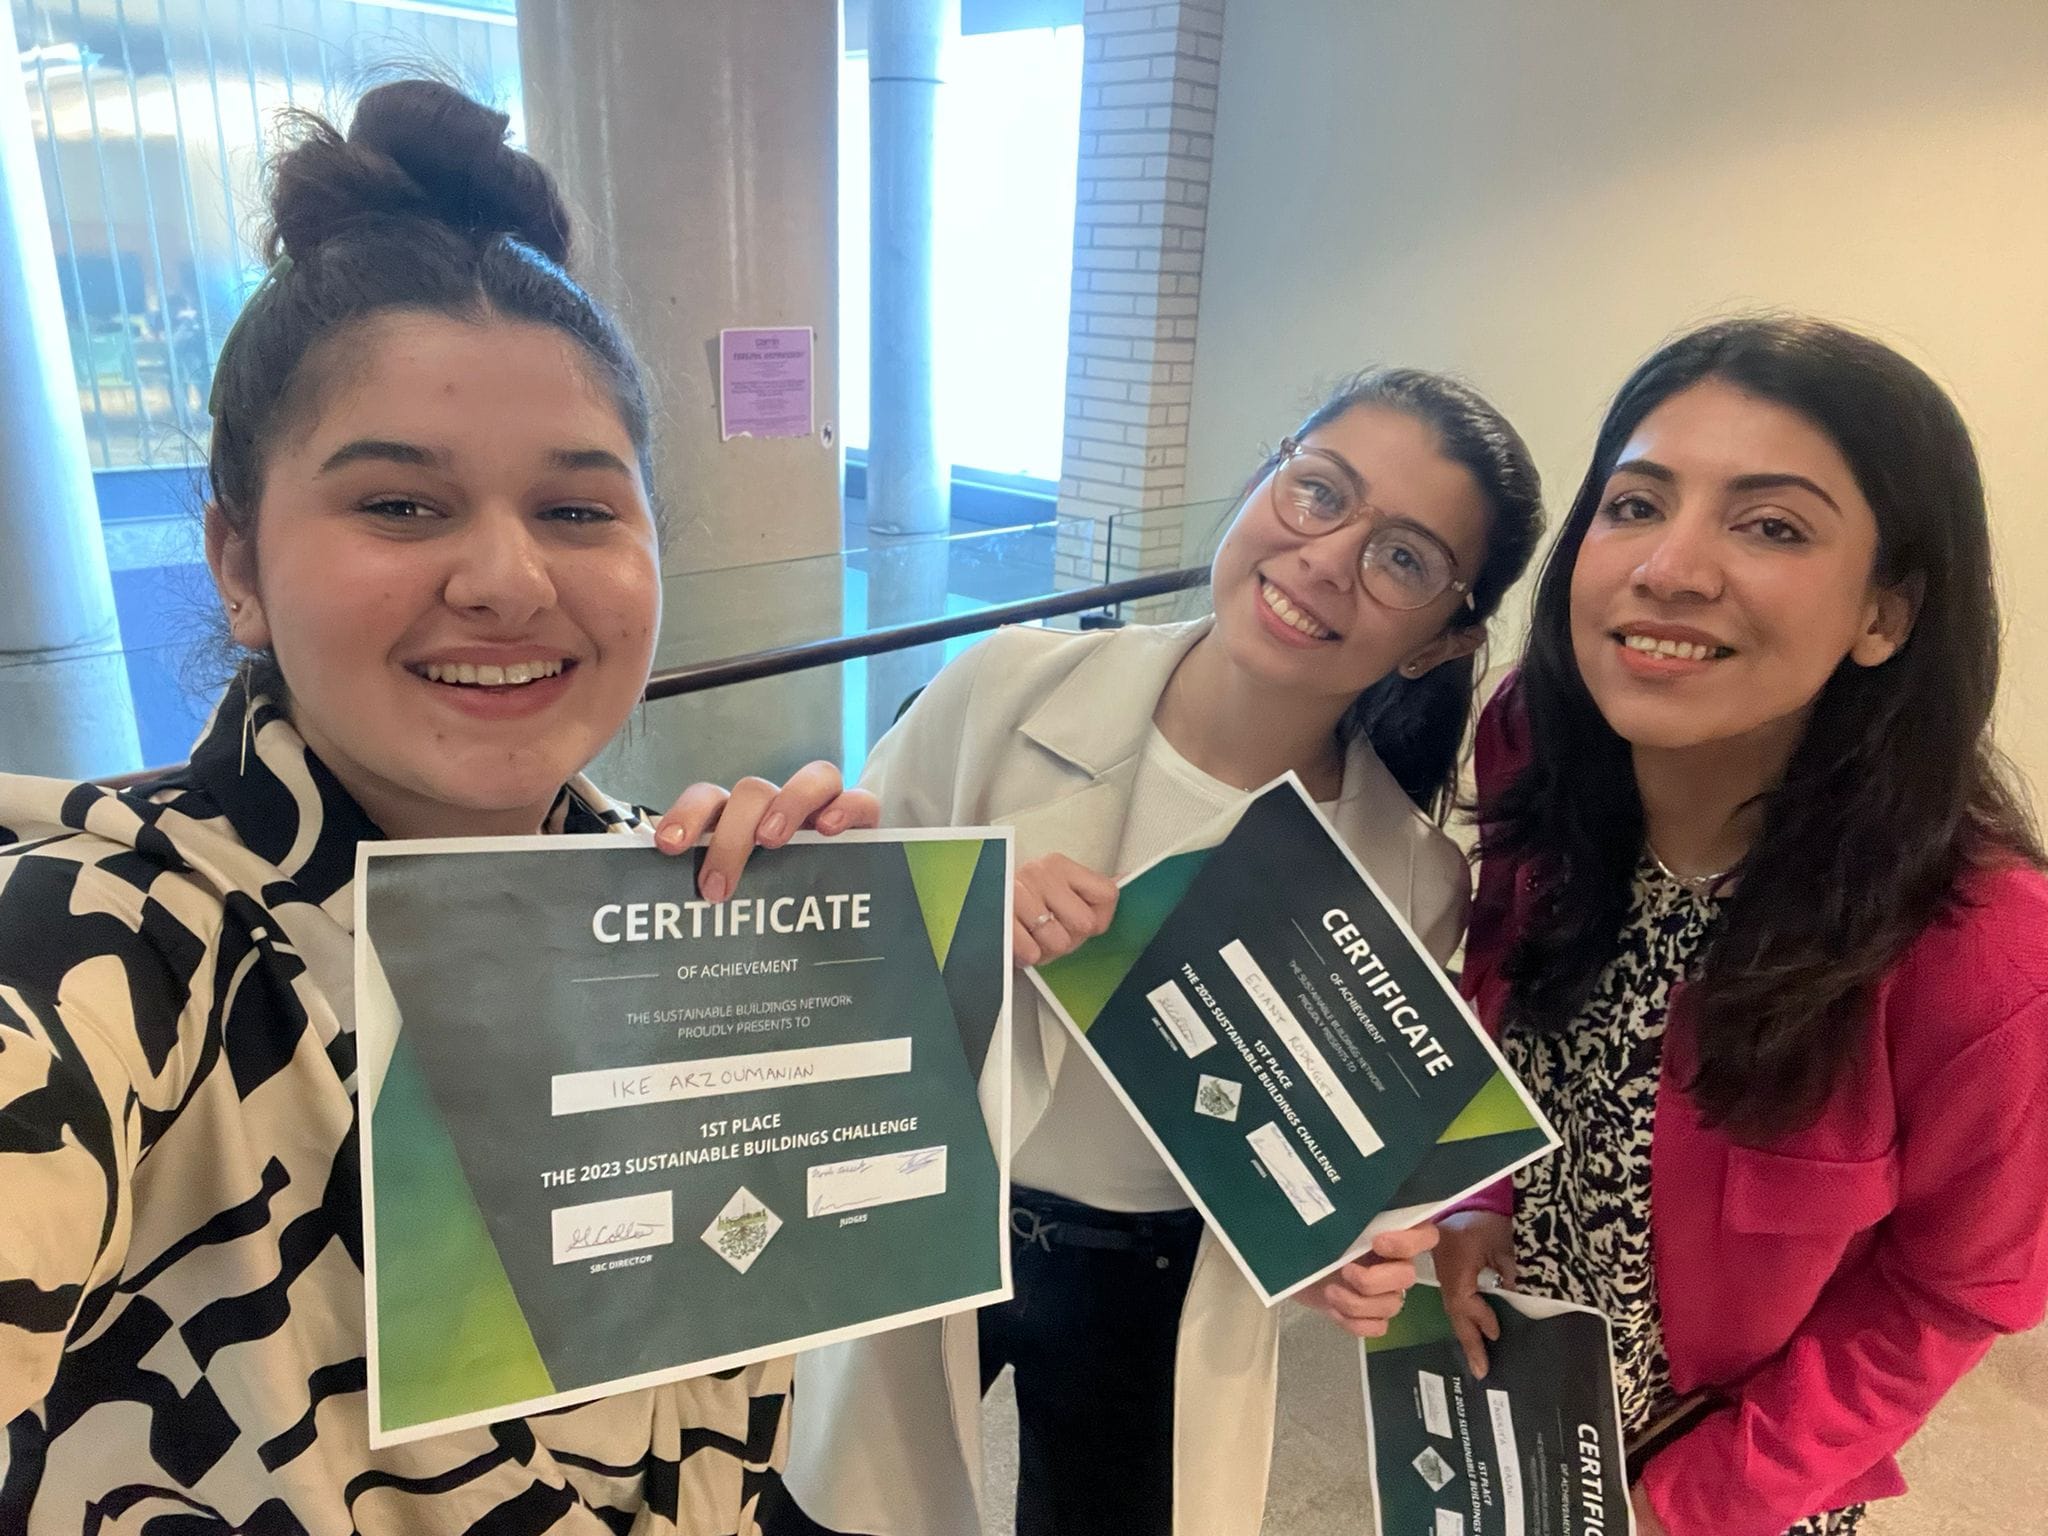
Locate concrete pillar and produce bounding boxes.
[857,0,960,747]
[517,0,847,797]
[864,0,957,536]
[861,535,953,746]
[0,1,142,779]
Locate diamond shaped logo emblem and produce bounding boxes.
[1412,1445,1456,1492]
[701,1186,782,1275]
[1194,1074,1242,1122]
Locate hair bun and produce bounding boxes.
[269,80,572,266]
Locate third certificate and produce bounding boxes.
[1363,1281,1632,1536]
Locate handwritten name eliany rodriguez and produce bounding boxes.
[593,892,873,944]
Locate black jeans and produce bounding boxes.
[979,1187,1204,1536]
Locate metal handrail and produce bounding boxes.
[644,565,1207,698]
[89,566,1212,788]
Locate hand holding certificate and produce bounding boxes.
[354,828,1012,1445]
[1027,777,1558,1303]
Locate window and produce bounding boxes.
[838,24,1082,482]
[18,0,522,472]
[16,0,522,764]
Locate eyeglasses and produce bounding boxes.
[1265,437,1473,611]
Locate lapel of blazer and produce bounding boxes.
[1003,617,1214,864]
[1000,618,1213,1095]
[1323,729,1423,918]
[993,619,1438,1127]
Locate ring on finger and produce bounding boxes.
[1030,911,1056,930]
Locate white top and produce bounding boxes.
[1011,725,1333,1213]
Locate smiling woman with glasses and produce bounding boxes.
[766,369,1545,1536]
[1268,434,1476,611]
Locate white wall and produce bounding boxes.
[1187,0,2048,796]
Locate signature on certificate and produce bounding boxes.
[808,1146,949,1215]
[567,1219,667,1254]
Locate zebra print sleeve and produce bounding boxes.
[0,984,140,1423]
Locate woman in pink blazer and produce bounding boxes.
[1436,317,2048,1536]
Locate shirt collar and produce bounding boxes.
[180,678,641,910]
[1018,617,1216,778]
[181,682,381,910]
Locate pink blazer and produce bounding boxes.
[1460,678,2048,1536]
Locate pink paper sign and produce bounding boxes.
[719,327,815,441]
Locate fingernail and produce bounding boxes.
[656,824,686,851]
[701,872,728,903]
[759,813,787,843]
[818,811,844,833]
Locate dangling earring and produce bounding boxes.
[238,667,257,777]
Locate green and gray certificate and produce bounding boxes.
[353,828,1011,1446]
[1363,1282,1631,1536]
[1030,777,1555,1302]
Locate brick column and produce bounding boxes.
[1055,0,1224,620]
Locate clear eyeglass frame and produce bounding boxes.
[1266,436,1475,612]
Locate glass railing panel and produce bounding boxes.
[4,505,1227,788]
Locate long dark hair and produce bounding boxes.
[1239,369,1544,821]
[1488,316,2042,1140]
[205,80,653,692]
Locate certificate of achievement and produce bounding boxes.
[354,828,1011,1446]
[1028,778,1555,1302]
[1363,1282,1632,1536]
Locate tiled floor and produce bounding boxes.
[980,1309,2048,1533]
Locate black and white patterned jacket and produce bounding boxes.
[0,689,788,1534]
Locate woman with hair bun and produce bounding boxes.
[0,81,871,1533]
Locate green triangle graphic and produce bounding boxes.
[371,1037,555,1431]
[1363,1281,1462,1355]
[1035,845,1213,1032]
[904,839,983,972]
[1439,1069,1541,1143]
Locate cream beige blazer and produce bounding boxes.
[783,619,1470,1536]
